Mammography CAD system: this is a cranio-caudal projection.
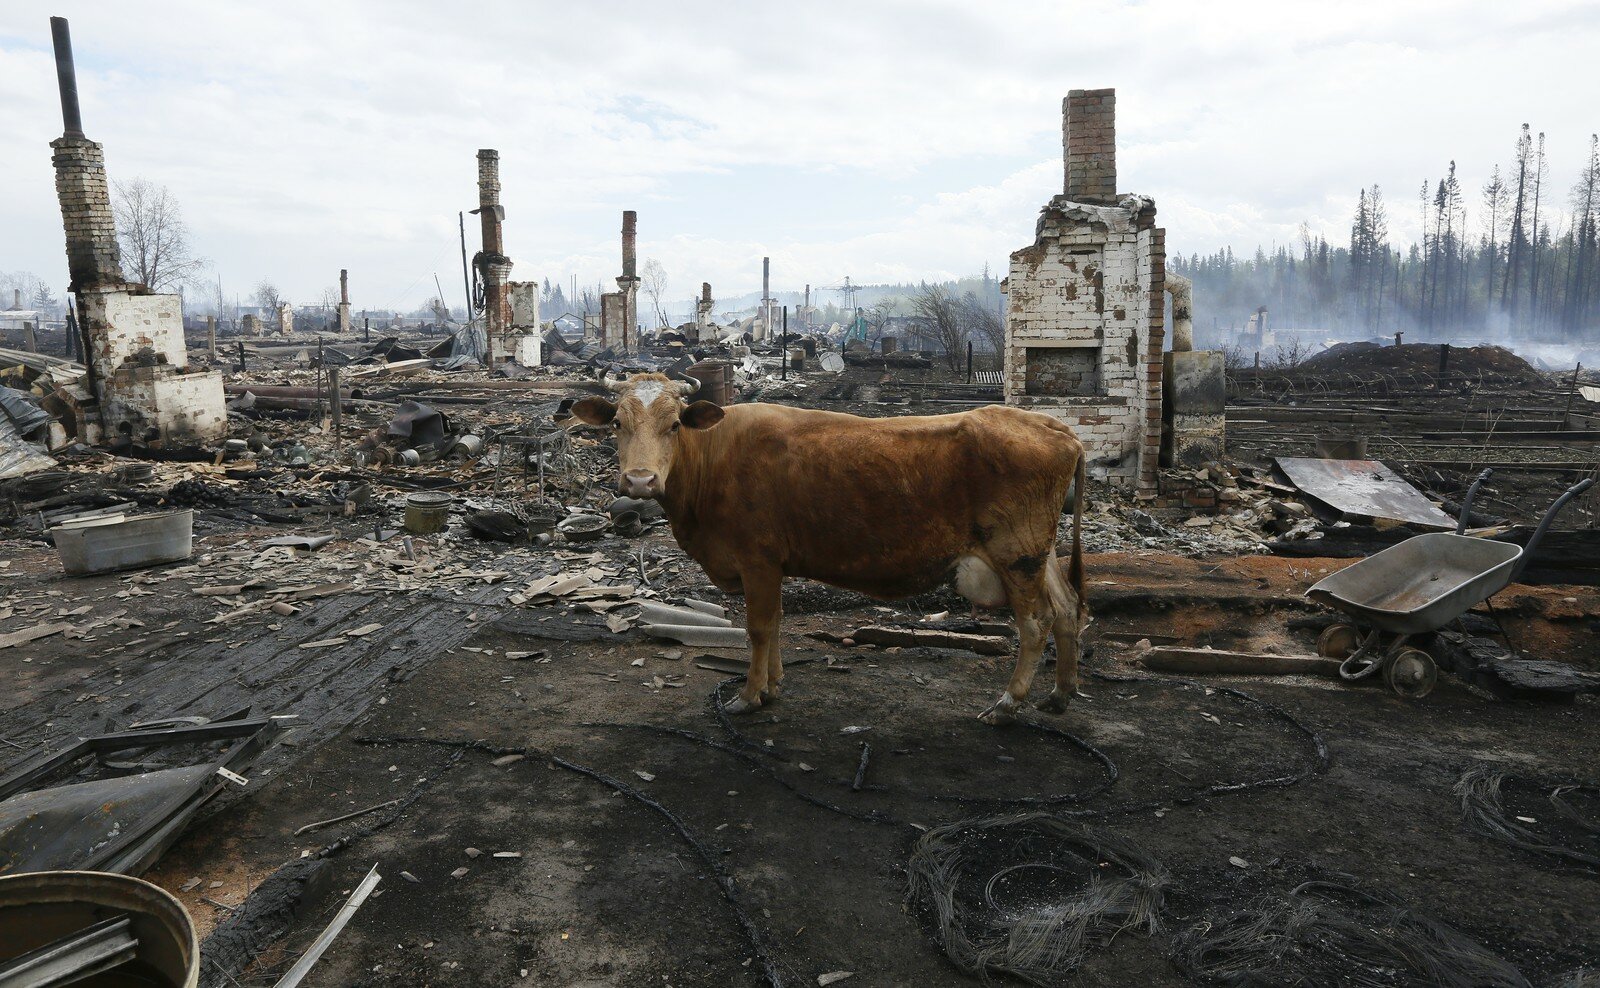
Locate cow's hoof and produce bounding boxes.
[978,693,1020,726]
[724,694,763,715]
[761,682,782,703]
[1035,690,1069,714]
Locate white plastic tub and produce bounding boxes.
[51,509,194,575]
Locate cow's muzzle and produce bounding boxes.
[620,471,660,498]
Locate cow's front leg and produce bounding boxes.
[726,567,781,714]
[981,600,1048,726]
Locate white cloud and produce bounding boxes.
[0,0,1595,310]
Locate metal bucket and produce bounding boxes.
[0,870,199,987]
[448,434,483,461]
[51,510,193,576]
[404,491,453,533]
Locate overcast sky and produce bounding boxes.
[2,0,1596,315]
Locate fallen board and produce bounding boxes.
[1275,457,1456,529]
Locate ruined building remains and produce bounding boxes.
[694,282,715,341]
[475,149,513,363]
[600,211,640,353]
[1002,89,1224,485]
[49,17,225,444]
[506,280,542,366]
[1003,89,1163,489]
[757,256,775,342]
[276,301,294,336]
[337,269,351,335]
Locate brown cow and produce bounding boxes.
[570,372,1088,724]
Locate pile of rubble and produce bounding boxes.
[1075,465,1324,556]
[1298,341,1544,382]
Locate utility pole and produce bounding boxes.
[458,211,472,318]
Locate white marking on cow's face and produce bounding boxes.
[629,380,666,408]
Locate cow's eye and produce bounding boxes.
[670,422,681,433]
[611,421,621,431]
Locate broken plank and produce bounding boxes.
[0,622,75,650]
[1137,647,1342,678]
[848,626,1011,655]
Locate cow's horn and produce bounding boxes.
[598,369,629,393]
[676,375,701,397]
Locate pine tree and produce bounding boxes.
[1568,135,1600,333]
[1481,166,1509,316]
[1502,124,1533,324]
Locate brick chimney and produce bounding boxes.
[1063,88,1116,204]
[621,210,637,279]
[50,17,124,291]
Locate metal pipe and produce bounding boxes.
[50,17,86,139]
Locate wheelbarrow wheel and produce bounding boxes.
[1384,647,1438,700]
[1317,623,1361,659]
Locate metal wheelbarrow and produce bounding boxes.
[1304,469,1594,699]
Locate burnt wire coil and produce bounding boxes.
[1456,763,1600,870]
[906,813,1167,985]
[1172,880,1531,988]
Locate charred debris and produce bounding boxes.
[1,25,1598,988]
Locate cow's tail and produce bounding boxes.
[1068,452,1086,618]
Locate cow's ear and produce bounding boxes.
[570,397,617,426]
[680,401,724,430]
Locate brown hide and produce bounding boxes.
[658,402,1085,604]
[572,374,1089,719]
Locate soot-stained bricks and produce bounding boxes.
[1003,88,1164,491]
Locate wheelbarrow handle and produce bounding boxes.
[1512,477,1596,581]
[1456,468,1495,535]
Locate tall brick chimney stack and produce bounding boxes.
[476,149,511,360]
[50,17,124,292]
[1064,88,1116,204]
[621,210,637,279]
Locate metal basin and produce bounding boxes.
[0,870,199,986]
[51,511,193,576]
[1306,532,1522,635]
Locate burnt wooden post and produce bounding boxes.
[781,306,788,381]
[1559,363,1583,433]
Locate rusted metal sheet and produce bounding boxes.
[1275,456,1455,529]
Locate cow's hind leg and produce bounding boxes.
[764,624,784,702]
[1036,558,1084,714]
[979,572,1052,726]
[726,566,781,714]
